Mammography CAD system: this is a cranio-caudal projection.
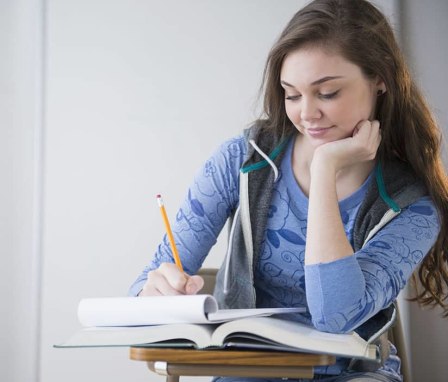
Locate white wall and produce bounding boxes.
[0,0,43,381]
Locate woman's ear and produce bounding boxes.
[376,77,387,95]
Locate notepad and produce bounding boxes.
[76,294,305,327]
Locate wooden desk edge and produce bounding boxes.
[130,347,336,367]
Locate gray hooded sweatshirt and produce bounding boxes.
[213,123,428,368]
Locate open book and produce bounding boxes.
[56,294,378,362]
[56,316,378,362]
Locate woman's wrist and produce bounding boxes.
[310,150,337,179]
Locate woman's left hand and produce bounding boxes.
[312,119,381,173]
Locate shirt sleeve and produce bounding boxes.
[304,196,440,333]
[128,135,246,296]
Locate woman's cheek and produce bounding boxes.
[285,105,301,129]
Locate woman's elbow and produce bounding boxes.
[311,314,358,334]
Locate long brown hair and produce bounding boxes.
[260,0,448,316]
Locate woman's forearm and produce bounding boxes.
[305,157,354,265]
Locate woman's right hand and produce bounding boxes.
[312,119,381,174]
[138,262,204,296]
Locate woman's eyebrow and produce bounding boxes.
[310,76,344,85]
[280,76,344,88]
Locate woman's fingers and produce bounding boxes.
[158,262,189,291]
[351,119,381,160]
[139,262,204,296]
[186,275,205,294]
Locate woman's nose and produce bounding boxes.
[300,98,322,121]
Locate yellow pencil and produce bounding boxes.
[156,194,184,272]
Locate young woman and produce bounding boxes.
[129,0,448,380]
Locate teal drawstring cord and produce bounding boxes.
[375,162,401,212]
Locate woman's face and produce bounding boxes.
[280,47,384,147]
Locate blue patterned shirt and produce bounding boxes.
[129,134,439,377]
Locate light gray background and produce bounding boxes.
[1,1,446,381]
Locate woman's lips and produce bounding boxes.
[307,126,333,137]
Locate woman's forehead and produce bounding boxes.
[280,47,363,86]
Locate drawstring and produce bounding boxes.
[249,139,280,182]
[223,140,279,294]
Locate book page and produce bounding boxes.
[55,323,217,348]
[78,294,218,327]
[211,317,378,361]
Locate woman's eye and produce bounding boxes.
[320,90,339,100]
[285,95,301,101]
